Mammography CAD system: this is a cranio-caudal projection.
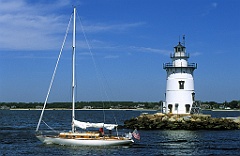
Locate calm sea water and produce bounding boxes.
[0,110,239,156]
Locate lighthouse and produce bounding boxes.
[163,38,197,114]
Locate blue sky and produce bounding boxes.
[0,0,240,103]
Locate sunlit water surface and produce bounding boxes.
[0,110,239,155]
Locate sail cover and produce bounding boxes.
[73,119,117,130]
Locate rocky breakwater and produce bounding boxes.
[124,113,240,130]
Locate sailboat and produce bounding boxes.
[35,7,134,146]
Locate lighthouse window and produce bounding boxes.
[175,104,179,111]
[179,81,185,89]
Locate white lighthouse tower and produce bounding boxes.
[163,38,197,114]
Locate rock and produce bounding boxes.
[195,118,201,122]
[168,117,176,122]
[124,113,240,130]
[154,113,165,117]
[183,116,191,121]
[162,116,168,121]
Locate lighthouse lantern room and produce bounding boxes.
[163,37,197,114]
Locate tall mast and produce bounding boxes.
[72,7,76,133]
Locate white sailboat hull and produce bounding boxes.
[36,135,134,146]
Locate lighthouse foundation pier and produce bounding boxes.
[124,113,240,130]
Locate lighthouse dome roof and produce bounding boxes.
[174,42,185,48]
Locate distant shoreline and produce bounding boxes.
[211,109,240,111]
[7,108,240,111]
[8,108,157,111]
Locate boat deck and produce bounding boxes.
[58,132,128,140]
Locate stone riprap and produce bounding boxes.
[124,113,240,130]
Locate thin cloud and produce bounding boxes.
[104,55,119,59]
[129,46,171,56]
[211,2,218,8]
[201,2,218,16]
[84,42,172,59]
[82,22,145,33]
[191,51,202,57]
[87,42,171,56]
[0,0,145,51]
[0,0,70,51]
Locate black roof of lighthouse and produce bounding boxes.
[174,42,186,53]
[174,42,185,49]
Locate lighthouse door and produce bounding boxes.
[168,104,173,113]
[185,104,190,113]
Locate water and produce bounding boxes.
[0,110,239,155]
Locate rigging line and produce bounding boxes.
[96,72,119,129]
[36,13,73,132]
[42,120,59,133]
[76,11,108,123]
[76,11,119,136]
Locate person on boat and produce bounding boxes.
[108,130,112,137]
[99,128,104,137]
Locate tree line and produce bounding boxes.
[0,100,239,110]
[0,101,160,109]
[201,100,240,110]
